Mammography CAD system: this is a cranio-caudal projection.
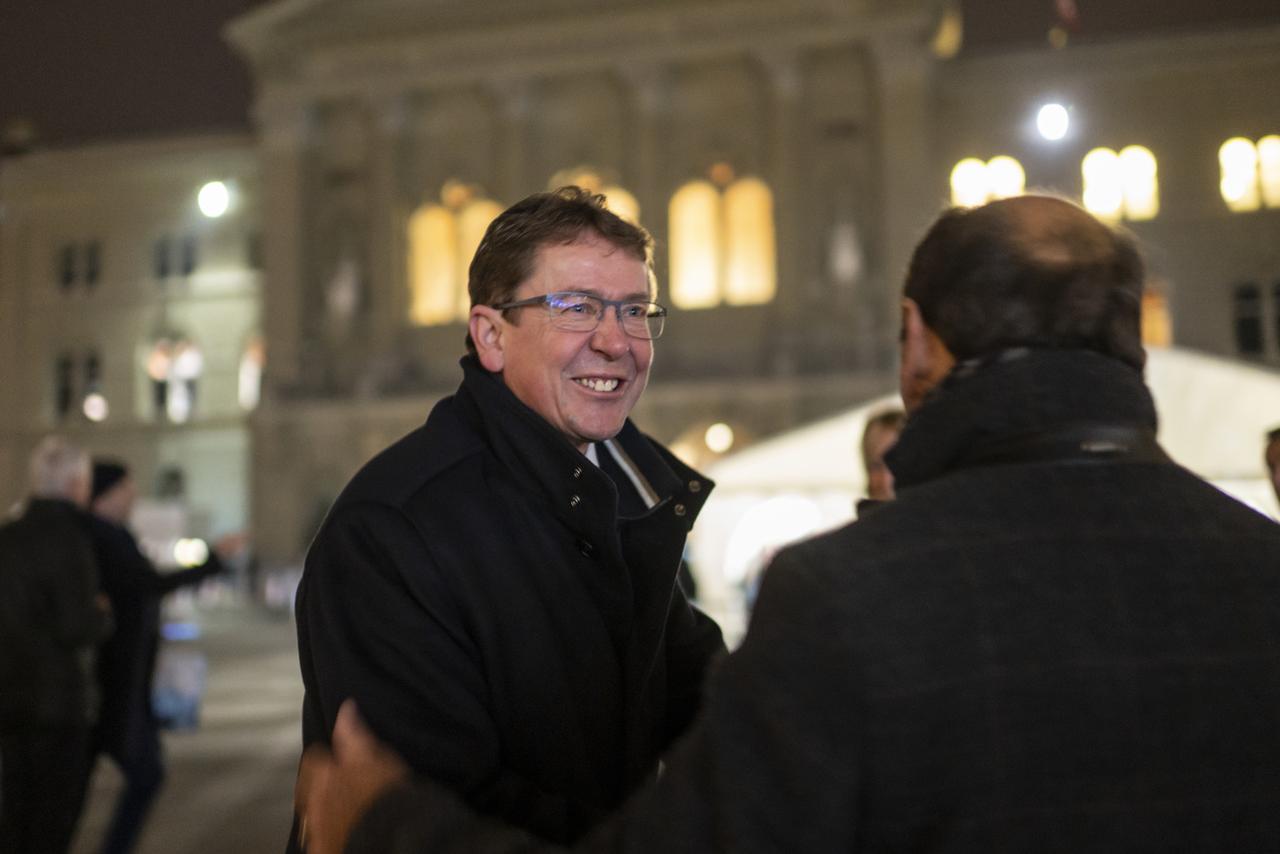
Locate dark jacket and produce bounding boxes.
[350,349,1280,852]
[0,499,110,729]
[297,357,724,844]
[88,514,221,753]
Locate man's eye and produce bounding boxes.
[621,304,647,318]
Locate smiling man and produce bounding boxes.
[291,187,725,849]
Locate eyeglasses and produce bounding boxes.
[493,291,668,340]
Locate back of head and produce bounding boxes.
[465,185,655,354]
[28,435,90,502]
[904,195,1146,369]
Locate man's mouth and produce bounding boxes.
[574,377,621,393]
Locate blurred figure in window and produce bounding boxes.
[0,437,111,854]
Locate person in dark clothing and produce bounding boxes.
[86,460,229,854]
[0,437,112,854]
[296,194,1280,854]
[291,187,724,850]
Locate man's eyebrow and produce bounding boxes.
[563,288,654,302]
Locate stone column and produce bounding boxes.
[366,94,409,349]
[257,98,316,395]
[491,78,533,201]
[759,50,804,375]
[619,64,668,235]
[868,33,936,365]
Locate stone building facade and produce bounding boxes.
[0,135,262,538]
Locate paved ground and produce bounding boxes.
[72,604,304,854]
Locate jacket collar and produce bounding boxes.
[887,348,1158,491]
[450,356,711,535]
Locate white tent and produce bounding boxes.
[691,348,1280,640]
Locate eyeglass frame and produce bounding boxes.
[492,290,669,340]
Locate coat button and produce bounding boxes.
[569,494,581,508]
[572,465,584,479]
[673,503,686,517]
[576,538,596,558]
[688,480,701,493]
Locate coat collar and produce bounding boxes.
[887,348,1159,491]
[450,356,712,537]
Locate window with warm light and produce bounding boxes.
[408,182,502,326]
[1219,136,1280,212]
[1082,145,1158,221]
[949,156,1026,207]
[669,166,776,310]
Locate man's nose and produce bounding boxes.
[590,307,630,357]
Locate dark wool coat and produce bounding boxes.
[296,357,725,844]
[348,349,1280,853]
[0,499,109,728]
[88,514,220,754]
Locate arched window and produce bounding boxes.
[1219,135,1280,212]
[949,156,1026,207]
[1082,145,1158,221]
[668,166,776,310]
[407,182,501,326]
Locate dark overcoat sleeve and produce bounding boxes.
[344,543,861,854]
[298,499,602,838]
[50,523,111,648]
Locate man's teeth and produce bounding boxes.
[576,378,620,392]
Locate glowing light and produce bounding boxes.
[704,423,735,454]
[174,538,210,568]
[83,393,109,422]
[1036,103,1070,141]
[197,181,230,218]
[1219,137,1260,211]
[1082,148,1123,220]
[986,156,1026,199]
[1259,136,1280,208]
[1119,145,1159,220]
[950,158,990,208]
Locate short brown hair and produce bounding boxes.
[465,186,655,354]
[904,195,1146,369]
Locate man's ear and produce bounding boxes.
[899,298,954,412]
[469,306,506,373]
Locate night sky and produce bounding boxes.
[2,1,1278,150]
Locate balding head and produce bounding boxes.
[903,195,1146,370]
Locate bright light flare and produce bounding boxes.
[704,423,735,454]
[197,181,230,218]
[174,538,210,568]
[83,393,109,422]
[1036,103,1070,141]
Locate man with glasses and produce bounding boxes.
[291,186,724,849]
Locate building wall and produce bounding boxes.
[230,0,938,564]
[0,135,261,538]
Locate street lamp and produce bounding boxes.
[1036,103,1070,141]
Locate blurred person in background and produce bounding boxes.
[292,187,723,850]
[85,460,239,854]
[857,408,905,515]
[0,437,112,854]
[297,194,1280,853]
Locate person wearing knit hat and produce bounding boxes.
[84,459,239,854]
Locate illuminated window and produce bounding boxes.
[669,165,776,310]
[949,156,1026,207]
[146,336,203,423]
[1082,145,1158,221]
[1220,136,1280,212]
[407,182,502,326]
[548,168,640,224]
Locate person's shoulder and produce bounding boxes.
[336,396,485,512]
